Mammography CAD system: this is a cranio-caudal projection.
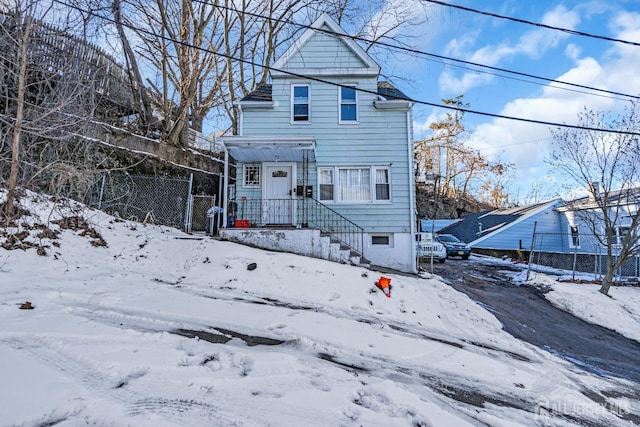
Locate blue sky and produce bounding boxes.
[385,0,640,203]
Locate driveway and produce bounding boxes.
[430,257,640,385]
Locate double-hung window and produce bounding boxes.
[319,166,390,203]
[319,169,334,201]
[375,168,390,200]
[292,84,310,122]
[339,85,357,123]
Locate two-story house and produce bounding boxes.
[218,13,417,273]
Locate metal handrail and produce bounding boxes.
[231,197,364,258]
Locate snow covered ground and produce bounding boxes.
[1,191,639,426]
[528,271,640,344]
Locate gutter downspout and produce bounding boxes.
[407,107,417,273]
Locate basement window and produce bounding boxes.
[371,234,392,247]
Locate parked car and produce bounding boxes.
[436,234,471,260]
[415,232,447,263]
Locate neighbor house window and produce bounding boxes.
[318,166,391,203]
[569,225,580,248]
[615,226,631,246]
[243,164,261,188]
[340,85,357,122]
[292,84,310,122]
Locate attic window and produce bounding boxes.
[292,85,309,122]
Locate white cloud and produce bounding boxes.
[541,5,580,28]
[413,109,450,140]
[565,44,582,60]
[438,68,494,95]
[465,10,640,203]
[438,5,581,95]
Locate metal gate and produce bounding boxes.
[187,195,216,234]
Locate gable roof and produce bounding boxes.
[439,199,562,245]
[559,186,640,211]
[271,13,380,77]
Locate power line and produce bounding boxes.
[205,1,639,101]
[423,0,640,47]
[52,0,640,137]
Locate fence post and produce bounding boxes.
[572,244,578,280]
[184,173,193,233]
[98,173,106,210]
[526,221,537,281]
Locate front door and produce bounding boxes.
[263,163,294,225]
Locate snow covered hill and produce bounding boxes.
[1,191,638,426]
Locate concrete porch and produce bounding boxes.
[219,227,368,267]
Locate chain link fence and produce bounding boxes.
[528,232,640,282]
[85,173,191,229]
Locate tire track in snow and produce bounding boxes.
[0,336,247,426]
[62,300,535,423]
[166,282,537,364]
[60,293,637,426]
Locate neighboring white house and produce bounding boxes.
[218,13,417,273]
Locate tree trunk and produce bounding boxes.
[112,0,153,129]
[5,15,30,220]
[600,235,615,295]
[600,269,614,295]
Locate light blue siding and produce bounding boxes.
[472,203,564,251]
[284,30,368,70]
[239,72,412,232]
[233,18,413,236]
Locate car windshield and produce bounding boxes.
[438,235,461,243]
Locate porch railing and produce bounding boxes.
[231,197,364,259]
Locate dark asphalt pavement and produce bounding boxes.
[431,257,640,385]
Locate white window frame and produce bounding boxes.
[568,224,580,249]
[291,84,310,123]
[339,85,358,124]
[371,234,392,247]
[318,166,391,204]
[374,167,390,201]
[318,168,334,201]
[242,164,261,188]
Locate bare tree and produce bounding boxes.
[104,0,312,146]
[1,0,112,219]
[100,0,431,145]
[414,96,511,206]
[549,104,640,295]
